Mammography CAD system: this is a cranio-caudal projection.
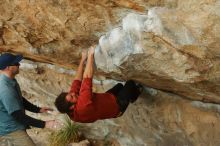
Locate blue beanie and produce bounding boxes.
[0,53,23,70]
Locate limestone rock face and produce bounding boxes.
[95,5,220,103]
[0,0,153,65]
[0,0,220,146]
[0,0,219,103]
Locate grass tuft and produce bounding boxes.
[49,115,80,146]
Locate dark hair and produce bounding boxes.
[55,92,73,113]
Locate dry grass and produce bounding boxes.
[49,115,80,146]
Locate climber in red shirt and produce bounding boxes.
[55,46,142,123]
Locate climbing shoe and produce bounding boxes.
[130,84,143,103]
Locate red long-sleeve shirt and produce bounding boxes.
[68,78,120,123]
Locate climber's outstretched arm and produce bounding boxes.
[83,46,95,79]
[74,50,87,81]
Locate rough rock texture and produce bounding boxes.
[95,5,220,103]
[0,0,219,103]
[0,0,220,146]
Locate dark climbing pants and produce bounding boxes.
[106,80,140,114]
